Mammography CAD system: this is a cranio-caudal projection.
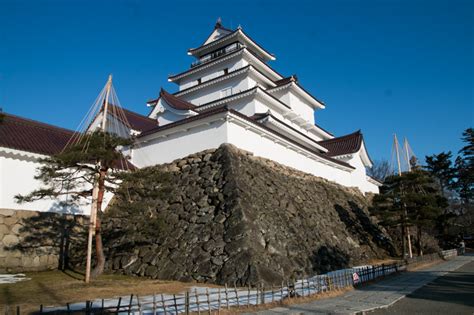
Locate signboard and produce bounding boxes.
[352,272,360,284]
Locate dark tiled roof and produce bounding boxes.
[0,113,76,155]
[0,112,136,170]
[249,112,270,120]
[274,75,298,86]
[138,105,229,138]
[148,89,197,111]
[318,131,363,157]
[188,28,274,61]
[107,104,157,132]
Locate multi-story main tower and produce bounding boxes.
[132,19,380,193]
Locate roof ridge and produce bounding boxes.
[319,130,362,144]
[3,112,75,135]
[160,88,196,111]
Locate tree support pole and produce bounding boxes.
[85,178,99,283]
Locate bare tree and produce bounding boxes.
[367,160,392,183]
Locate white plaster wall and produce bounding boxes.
[269,90,315,124]
[181,76,254,106]
[344,153,380,194]
[179,58,245,90]
[269,89,291,106]
[130,118,377,194]
[156,109,190,126]
[226,121,353,187]
[132,120,228,167]
[289,92,316,124]
[0,154,93,214]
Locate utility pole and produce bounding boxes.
[85,75,113,283]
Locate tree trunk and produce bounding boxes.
[91,169,107,278]
[401,219,407,259]
[417,226,423,256]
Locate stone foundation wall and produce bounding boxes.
[102,144,396,286]
[0,209,86,273]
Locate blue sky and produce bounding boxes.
[0,0,472,163]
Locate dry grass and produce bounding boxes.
[406,258,443,271]
[0,269,207,314]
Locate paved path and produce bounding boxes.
[249,254,474,315]
[369,260,474,315]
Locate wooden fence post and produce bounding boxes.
[153,293,157,315]
[128,294,134,314]
[206,288,211,315]
[234,283,240,307]
[185,291,190,315]
[173,294,178,315]
[161,293,167,315]
[137,295,142,315]
[116,297,122,313]
[218,288,221,312]
[194,289,200,315]
[225,284,229,310]
[280,282,284,302]
[247,285,251,308]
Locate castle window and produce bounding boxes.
[221,87,232,98]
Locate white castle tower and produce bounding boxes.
[131,19,380,193]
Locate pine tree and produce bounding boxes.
[455,128,474,205]
[451,128,474,237]
[16,130,132,279]
[372,169,447,256]
[425,151,454,196]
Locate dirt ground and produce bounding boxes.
[0,269,205,313]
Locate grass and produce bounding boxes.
[0,269,200,313]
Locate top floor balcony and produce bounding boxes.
[191,42,243,68]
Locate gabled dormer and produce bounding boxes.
[266,75,325,125]
[201,18,234,45]
[147,89,198,126]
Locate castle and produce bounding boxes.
[0,20,380,214]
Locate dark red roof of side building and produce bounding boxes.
[106,104,157,132]
[0,113,76,156]
[0,112,136,170]
[318,130,363,157]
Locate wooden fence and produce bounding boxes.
[4,249,459,315]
